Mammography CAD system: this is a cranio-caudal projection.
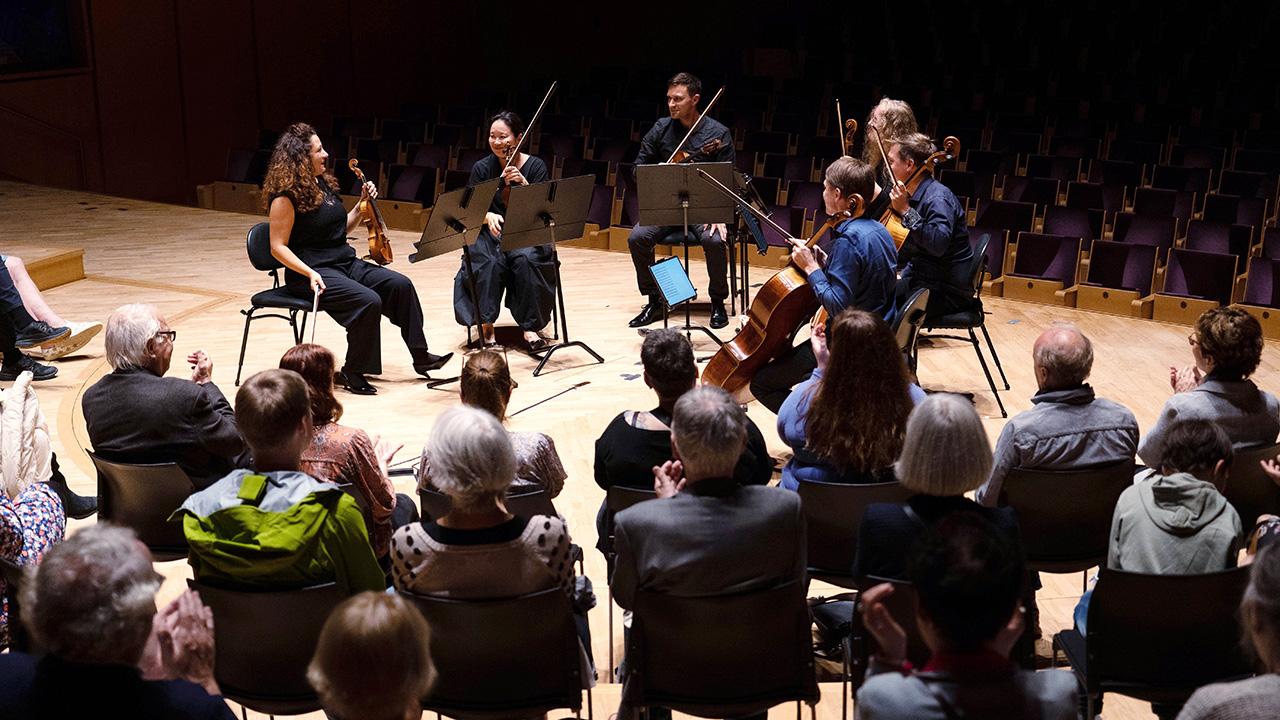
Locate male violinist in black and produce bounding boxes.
[627,72,736,329]
[887,132,974,321]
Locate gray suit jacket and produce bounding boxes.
[610,477,805,609]
[83,367,251,488]
[1138,378,1280,468]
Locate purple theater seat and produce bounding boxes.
[968,226,1009,279]
[786,181,824,216]
[763,154,813,183]
[1089,159,1144,189]
[1243,257,1280,309]
[1112,213,1177,251]
[1002,176,1060,209]
[586,184,613,228]
[1162,248,1238,305]
[1133,187,1195,220]
[1084,240,1158,296]
[455,148,489,174]
[1025,155,1083,183]
[1263,227,1280,261]
[940,169,991,203]
[442,169,470,194]
[592,138,636,164]
[538,134,583,161]
[561,158,609,186]
[380,120,427,145]
[1108,138,1163,166]
[225,148,256,183]
[430,124,464,148]
[1152,165,1212,195]
[966,150,1018,182]
[744,130,789,155]
[1203,193,1267,230]
[990,129,1042,155]
[975,199,1035,234]
[1219,170,1277,201]
[1043,206,1103,242]
[386,164,437,205]
[335,159,383,196]
[750,176,782,207]
[353,138,399,164]
[1010,233,1081,285]
[1185,221,1254,262]
[593,117,633,141]
[406,143,450,170]
[763,205,805,248]
[1233,148,1280,174]
[1169,145,1226,172]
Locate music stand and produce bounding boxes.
[408,177,501,387]
[635,162,736,346]
[501,174,604,377]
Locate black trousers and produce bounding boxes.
[286,257,430,375]
[628,225,729,301]
[749,341,816,415]
[452,229,556,331]
[0,262,34,363]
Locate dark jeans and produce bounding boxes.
[629,224,729,301]
[749,341,816,414]
[0,262,35,364]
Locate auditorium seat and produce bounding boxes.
[1159,247,1238,306]
[1001,176,1059,212]
[785,180,824,217]
[1025,154,1083,183]
[385,164,437,205]
[1203,193,1268,233]
[1184,221,1253,264]
[1007,233,1081,288]
[974,198,1035,235]
[1132,187,1195,222]
[1089,158,1144,189]
[1043,206,1103,243]
[405,142,450,170]
[1112,213,1177,253]
[1081,240,1159,296]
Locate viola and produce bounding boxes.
[347,159,392,265]
[696,168,864,401]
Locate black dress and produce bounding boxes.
[452,154,556,331]
[279,179,434,375]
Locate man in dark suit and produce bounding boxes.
[611,384,805,606]
[83,304,250,489]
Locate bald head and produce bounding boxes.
[1032,323,1093,391]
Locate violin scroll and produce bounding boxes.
[347,159,393,265]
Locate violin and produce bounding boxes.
[348,159,392,265]
[836,98,858,157]
[665,86,726,164]
[498,81,557,207]
[696,168,863,401]
[671,137,726,164]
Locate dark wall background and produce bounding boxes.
[0,1,1267,205]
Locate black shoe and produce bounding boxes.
[709,301,729,329]
[0,355,57,381]
[334,370,377,395]
[44,478,97,519]
[628,300,664,328]
[413,352,454,376]
[14,321,70,350]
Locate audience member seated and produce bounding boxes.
[394,404,574,598]
[308,591,437,720]
[176,369,384,596]
[777,309,923,490]
[854,393,1020,583]
[855,513,1078,719]
[419,350,566,498]
[977,322,1139,506]
[0,523,234,719]
[1141,307,1279,468]
[595,328,772,492]
[0,258,69,383]
[1074,420,1242,635]
[84,303,250,489]
[280,343,418,559]
[1177,546,1280,720]
[2,254,101,361]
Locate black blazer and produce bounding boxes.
[82,368,250,488]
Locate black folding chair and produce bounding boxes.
[795,479,911,589]
[1224,442,1280,528]
[602,485,658,675]
[236,222,313,386]
[91,452,193,561]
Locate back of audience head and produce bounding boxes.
[1243,546,1280,673]
[280,343,343,425]
[909,512,1024,653]
[308,591,436,720]
[1159,419,1232,486]
[104,303,167,373]
[1193,306,1264,380]
[236,368,312,463]
[1033,322,1093,392]
[428,405,515,510]
[671,386,745,480]
[22,523,161,665]
[460,350,515,422]
[641,328,698,404]
[808,309,912,473]
[896,393,991,496]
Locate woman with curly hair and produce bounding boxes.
[263,122,451,395]
[776,308,923,489]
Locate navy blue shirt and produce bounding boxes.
[897,176,973,299]
[635,116,734,165]
[808,216,899,325]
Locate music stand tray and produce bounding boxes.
[502,174,604,376]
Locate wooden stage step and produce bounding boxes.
[13,246,85,290]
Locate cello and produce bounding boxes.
[696,168,862,402]
[348,159,393,265]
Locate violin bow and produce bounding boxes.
[870,125,895,180]
[504,81,558,171]
[309,289,319,344]
[666,86,726,164]
[836,98,847,156]
[696,168,791,239]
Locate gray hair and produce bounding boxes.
[22,523,160,665]
[1034,322,1094,389]
[671,386,746,478]
[426,405,515,508]
[104,303,162,370]
[896,393,992,496]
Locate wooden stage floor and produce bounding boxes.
[6,179,1277,719]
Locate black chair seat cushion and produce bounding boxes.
[926,309,983,328]
[251,288,313,311]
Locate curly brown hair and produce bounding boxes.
[805,309,914,473]
[279,343,343,425]
[863,98,919,172]
[1195,306,1264,379]
[262,122,338,213]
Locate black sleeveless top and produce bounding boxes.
[276,179,355,273]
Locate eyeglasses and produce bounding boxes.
[1187,332,1199,347]
[154,330,177,343]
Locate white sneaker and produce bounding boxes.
[25,321,102,361]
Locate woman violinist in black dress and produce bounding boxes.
[264,122,452,395]
[452,111,555,347]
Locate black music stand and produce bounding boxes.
[501,174,604,377]
[635,162,736,346]
[408,178,501,387]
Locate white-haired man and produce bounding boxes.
[82,304,249,488]
[976,323,1139,506]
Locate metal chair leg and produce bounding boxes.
[235,308,256,387]
[980,321,1010,389]
[607,584,614,680]
[968,328,1007,417]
